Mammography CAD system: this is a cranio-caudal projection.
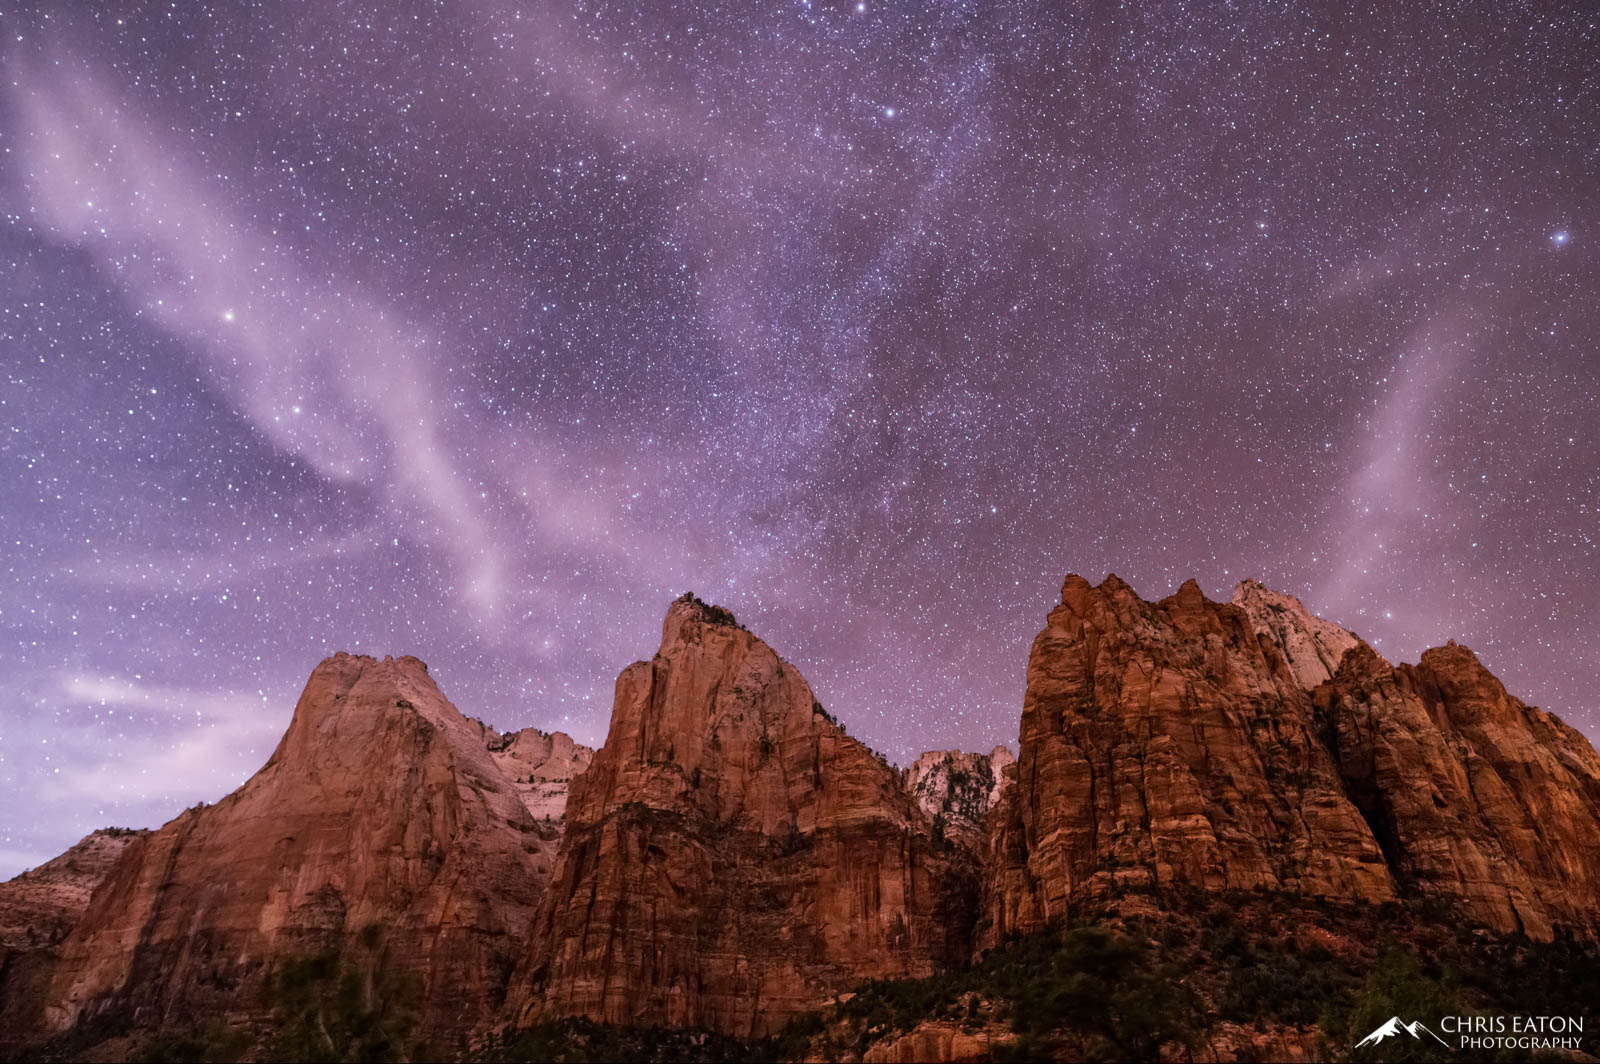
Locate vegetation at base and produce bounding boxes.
[818,922,1194,1061]
[131,923,425,1064]
[77,893,1600,1062]
[1333,952,1458,1063]
[265,940,423,1062]
[799,892,1599,1063]
[469,1017,812,1063]
[138,1022,252,1063]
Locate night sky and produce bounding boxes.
[2,1,1597,876]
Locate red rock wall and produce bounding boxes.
[518,597,976,1038]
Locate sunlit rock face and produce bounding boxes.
[482,723,595,822]
[516,595,979,1039]
[984,574,1396,946]
[906,746,1015,849]
[1230,577,1365,690]
[1313,640,1600,940]
[39,653,554,1052]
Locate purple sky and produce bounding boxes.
[2,1,1596,877]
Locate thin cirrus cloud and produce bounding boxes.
[10,56,691,629]
[9,672,293,867]
[1316,307,1475,634]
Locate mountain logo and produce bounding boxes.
[1356,1015,1453,1050]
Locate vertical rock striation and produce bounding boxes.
[39,653,552,1050]
[985,575,1395,944]
[1313,641,1600,939]
[516,595,976,1038]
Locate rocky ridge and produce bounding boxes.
[34,654,581,1052]
[513,594,979,1038]
[4,578,1600,1061]
[0,829,148,1052]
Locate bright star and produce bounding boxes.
[222,309,235,322]
[883,107,896,118]
[1552,230,1570,246]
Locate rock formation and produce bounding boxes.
[5,577,1600,1059]
[862,1019,1016,1062]
[1231,577,1365,689]
[0,829,147,1052]
[1313,641,1600,940]
[906,746,1015,848]
[37,653,560,1051]
[484,727,595,822]
[516,594,977,1038]
[985,575,1395,944]
[988,573,1600,948]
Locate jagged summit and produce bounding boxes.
[1230,577,1365,689]
[516,594,977,1038]
[668,590,744,631]
[36,650,560,1050]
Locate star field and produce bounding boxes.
[1,1,1597,875]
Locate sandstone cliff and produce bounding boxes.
[988,573,1600,948]
[1313,641,1600,940]
[985,575,1395,944]
[1230,577,1365,690]
[516,594,977,1038]
[484,727,594,822]
[38,653,554,1051]
[906,746,1015,848]
[0,829,147,1052]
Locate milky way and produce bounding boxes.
[2,1,1596,875]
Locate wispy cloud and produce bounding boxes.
[15,61,509,615]
[1317,307,1475,629]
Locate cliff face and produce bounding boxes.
[985,575,1395,944]
[486,728,594,823]
[1230,578,1365,690]
[906,747,1015,848]
[516,596,977,1038]
[0,829,147,1052]
[8,578,1600,1056]
[988,573,1600,948]
[39,653,555,1050]
[1314,641,1600,940]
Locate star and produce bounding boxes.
[2,0,1597,879]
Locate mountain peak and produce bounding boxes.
[1229,577,1366,689]
[518,597,977,1037]
[39,651,554,1049]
